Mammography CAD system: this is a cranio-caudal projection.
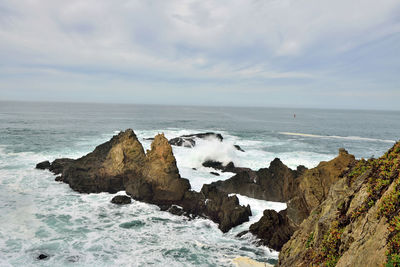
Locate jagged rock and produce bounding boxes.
[46,129,146,193]
[279,143,400,266]
[179,184,252,232]
[211,158,306,202]
[38,129,251,233]
[168,132,223,148]
[234,145,245,152]
[126,133,190,204]
[249,209,296,251]
[111,195,132,205]
[210,172,220,176]
[35,161,50,170]
[37,254,48,260]
[202,160,245,173]
[286,148,356,225]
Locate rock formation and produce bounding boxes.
[249,209,296,251]
[37,129,250,232]
[111,195,132,205]
[278,142,400,266]
[168,132,223,148]
[211,158,307,202]
[245,149,355,251]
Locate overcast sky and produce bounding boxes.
[0,0,399,109]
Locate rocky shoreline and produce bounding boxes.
[36,129,400,266]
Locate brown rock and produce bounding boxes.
[50,129,146,193]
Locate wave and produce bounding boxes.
[279,132,396,143]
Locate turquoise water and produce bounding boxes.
[0,101,399,266]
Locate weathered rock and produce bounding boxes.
[38,129,251,233]
[278,143,400,266]
[249,209,296,251]
[35,161,50,170]
[234,145,245,152]
[202,160,246,173]
[179,184,252,232]
[37,254,48,260]
[286,148,355,225]
[211,158,306,202]
[168,132,223,148]
[47,129,146,193]
[126,133,190,204]
[111,195,132,205]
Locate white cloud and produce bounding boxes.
[0,0,399,108]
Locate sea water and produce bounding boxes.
[0,101,399,266]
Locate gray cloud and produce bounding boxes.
[0,0,399,109]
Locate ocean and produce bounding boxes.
[0,101,399,266]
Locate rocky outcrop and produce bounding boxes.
[180,184,252,232]
[249,209,296,251]
[278,142,400,267]
[39,129,251,233]
[286,148,355,225]
[46,129,146,193]
[36,160,50,170]
[211,158,307,202]
[111,195,132,205]
[167,132,244,152]
[125,133,190,204]
[168,132,223,148]
[244,149,355,251]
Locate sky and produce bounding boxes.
[0,0,399,110]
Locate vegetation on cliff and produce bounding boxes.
[278,141,400,267]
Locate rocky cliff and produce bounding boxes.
[246,149,356,252]
[278,142,400,266]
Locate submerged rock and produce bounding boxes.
[37,254,48,260]
[111,195,132,205]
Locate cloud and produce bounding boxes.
[0,0,399,109]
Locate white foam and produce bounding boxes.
[279,132,396,143]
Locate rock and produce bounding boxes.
[167,205,185,216]
[35,161,50,170]
[278,142,400,266]
[234,145,245,152]
[126,133,191,204]
[210,172,220,176]
[211,158,305,202]
[47,129,146,193]
[249,209,295,251]
[179,185,252,232]
[111,195,132,205]
[202,160,224,169]
[168,132,223,148]
[38,129,250,233]
[202,160,244,173]
[37,254,48,260]
[286,148,356,225]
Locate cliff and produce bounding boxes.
[278,142,400,266]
